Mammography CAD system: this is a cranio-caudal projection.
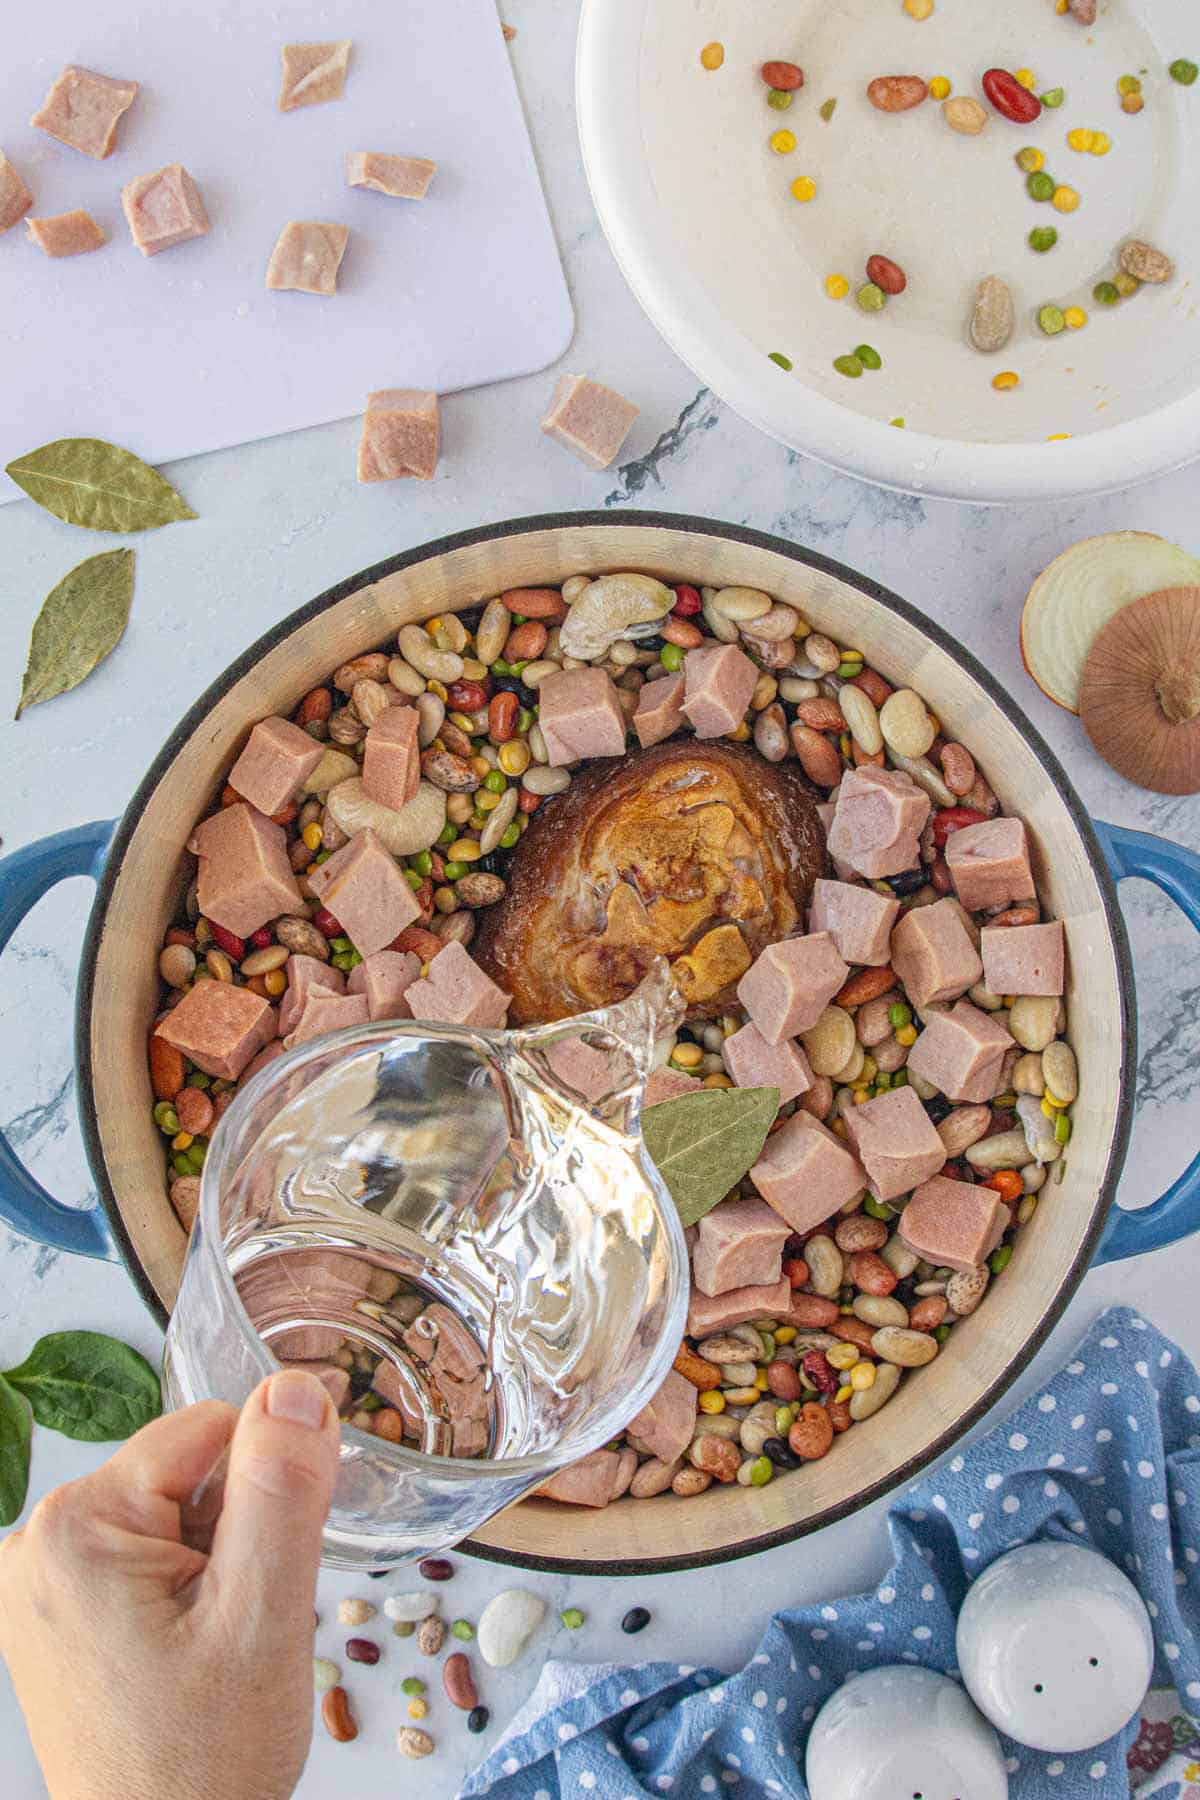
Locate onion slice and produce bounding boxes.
[1020,532,1200,713]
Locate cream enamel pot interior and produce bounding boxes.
[1,512,1199,1576]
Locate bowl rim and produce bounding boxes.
[574,0,1200,505]
[74,507,1136,1573]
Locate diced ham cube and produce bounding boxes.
[240,1040,286,1085]
[687,1277,792,1338]
[721,1021,812,1104]
[737,932,849,1043]
[625,1367,699,1464]
[890,897,983,1012]
[279,40,352,111]
[808,878,900,967]
[537,667,627,766]
[541,374,639,470]
[400,1302,489,1457]
[405,940,510,1029]
[981,921,1065,998]
[271,1325,345,1361]
[538,1448,623,1507]
[284,989,370,1049]
[278,955,345,1037]
[266,221,349,295]
[120,163,210,257]
[307,828,421,957]
[692,1196,791,1297]
[362,704,420,808]
[633,672,686,749]
[229,717,324,817]
[189,802,305,938]
[682,643,758,739]
[155,980,275,1081]
[750,1112,865,1233]
[906,1000,1015,1104]
[26,210,105,257]
[347,949,421,1021]
[545,1037,632,1105]
[0,152,33,233]
[346,152,436,199]
[841,1084,946,1203]
[900,1175,1008,1273]
[827,766,931,879]
[946,817,1036,914]
[357,389,441,483]
[644,1068,700,1107]
[31,66,138,160]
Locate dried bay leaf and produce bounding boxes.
[5,437,195,532]
[16,548,135,718]
[641,1084,780,1228]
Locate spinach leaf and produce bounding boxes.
[0,1376,32,1526]
[3,1331,161,1443]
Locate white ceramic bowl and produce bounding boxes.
[577,0,1200,502]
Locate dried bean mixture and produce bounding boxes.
[150,574,1077,1501]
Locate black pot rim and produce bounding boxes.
[75,507,1135,1577]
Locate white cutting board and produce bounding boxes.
[0,0,573,498]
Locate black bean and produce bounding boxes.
[886,866,925,896]
[924,1096,952,1125]
[762,1436,801,1470]
[418,1557,454,1581]
[467,1705,490,1734]
[516,682,538,710]
[367,1567,395,1580]
[621,1606,651,1635]
[492,674,524,695]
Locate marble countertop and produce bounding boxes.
[1,3,1198,1794]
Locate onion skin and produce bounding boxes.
[1079,587,1200,795]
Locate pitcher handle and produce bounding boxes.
[0,822,118,1260]
[1092,822,1200,1266]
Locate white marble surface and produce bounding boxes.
[1,4,1198,1796]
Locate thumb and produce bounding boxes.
[206,1370,340,1615]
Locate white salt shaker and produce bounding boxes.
[956,1541,1154,1753]
[806,1665,1009,1800]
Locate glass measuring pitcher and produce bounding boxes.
[161,961,689,1568]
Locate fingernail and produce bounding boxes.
[266,1369,329,1431]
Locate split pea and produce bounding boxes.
[791,176,817,201]
[825,273,849,299]
[992,370,1020,390]
[770,128,797,154]
[1052,185,1080,212]
[929,76,951,99]
[700,42,725,71]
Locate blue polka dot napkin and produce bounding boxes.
[462,1307,1200,1799]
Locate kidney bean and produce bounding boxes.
[346,1637,380,1665]
[419,1557,454,1581]
[790,724,843,787]
[296,686,333,726]
[660,616,703,649]
[762,60,804,90]
[801,1349,838,1395]
[390,925,443,961]
[788,1295,840,1328]
[766,1359,802,1401]
[868,75,928,112]
[939,742,976,796]
[851,667,892,707]
[447,680,488,713]
[500,587,568,620]
[931,805,989,846]
[443,1652,480,1710]
[788,1403,835,1460]
[321,1687,358,1743]
[909,1295,949,1331]
[312,908,343,938]
[828,1317,877,1353]
[672,584,702,616]
[504,621,547,663]
[866,254,906,295]
[989,903,1040,928]
[849,1251,898,1297]
[517,789,541,814]
[982,68,1042,123]
[488,692,519,744]
[836,965,896,1008]
[930,856,953,894]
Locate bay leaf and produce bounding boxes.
[641,1084,780,1229]
[16,548,135,718]
[5,437,196,532]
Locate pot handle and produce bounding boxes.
[0,822,118,1261]
[1092,821,1200,1266]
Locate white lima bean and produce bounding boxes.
[1008,995,1059,1052]
[802,1006,858,1077]
[853,1294,909,1329]
[879,689,936,758]
[849,1361,901,1420]
[383,1592,439,1623]
[474,599,511,666]
[558,573,674,660]
[398,623,464,684]
[804,1235,844,1297]
[1042,1039,1078,1102]
[477,1589,547,1669]
[872,1326,938,1368]
[839,684,883,754]
[964,1129,1028,1172]
[325,778,446,858]
[710,586,772,622]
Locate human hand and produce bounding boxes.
[0,1369,340,1800]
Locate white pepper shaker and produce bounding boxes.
[806,1664,1009,1799]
